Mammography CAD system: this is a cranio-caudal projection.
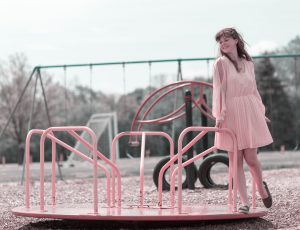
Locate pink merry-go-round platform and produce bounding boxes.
[12,126,267,222]
[12,204,266,221]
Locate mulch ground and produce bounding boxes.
[0,167,300,230]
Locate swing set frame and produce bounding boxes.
[0,54,299,184]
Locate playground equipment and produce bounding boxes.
[65,112,119,167]
[12,126,267,221]
[129,80,229,189]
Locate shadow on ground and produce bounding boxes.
[18,218,275,230]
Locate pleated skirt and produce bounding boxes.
[215,95,273,152]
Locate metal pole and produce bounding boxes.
[89,64,93,115]
[21,72,39,185]
[148,61,152,94]
[177,60,183,81]
[171,61,183,141]
[63,66,68,125]
[37,68,52,127]
[37,68,63,180]
[0,68,37,140]
[35,54,300,70]
[294,57,299,150]
[184,90,195,189]
[122,63,127,113]
[201,94,209,157]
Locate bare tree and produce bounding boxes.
[0,54,67,162]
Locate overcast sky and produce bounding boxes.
[1,0,299,93]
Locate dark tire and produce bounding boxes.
[153,157,197,191]
[198,154,229,189]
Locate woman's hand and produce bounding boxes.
[215,119,224,128]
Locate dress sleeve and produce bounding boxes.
[251,62,266,115]
[212,58,227,121]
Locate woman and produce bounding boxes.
[212,27,273,214]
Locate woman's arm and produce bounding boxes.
[251,62,266,115]
[212,58,227,124]
[251,62,270,122]
[254,80,266,115]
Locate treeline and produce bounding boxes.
[0,36,299,163]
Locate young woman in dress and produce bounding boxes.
[212,27,273,214]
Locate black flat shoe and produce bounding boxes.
[262,181,272,208]
[238,205,250,214]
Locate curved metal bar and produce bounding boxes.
[138,82,212,125]
[169,130,208,207]
[139,133,146,206]
[196,84,213,113]
[192,98,215,121]
[196,98,213,114]
[153,97,204,124]
[39,127,99,214]
[25,129,44,209]
[137,90,207,125]
[136,83,190,128]
[50,131,56,206]
[170,146,217,207]
[67,131,121,175]
[130,81,211,133]
[67,130,122,208]
[130,81,189,131]
[157,130,207,208]
[133,82,213,134]
[173,127,238,212]
[25,128,115,210]
[111,131,174,208]
[46,131,111,208]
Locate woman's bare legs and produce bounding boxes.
[235,149,249,206]
[243,148,268,199]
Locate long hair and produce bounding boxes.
[215,27,252,71]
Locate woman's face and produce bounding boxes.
[218,36,238,54]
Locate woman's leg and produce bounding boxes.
[243,148,268,199]
[235,149,249,205]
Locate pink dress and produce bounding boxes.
[212,56,273,152]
